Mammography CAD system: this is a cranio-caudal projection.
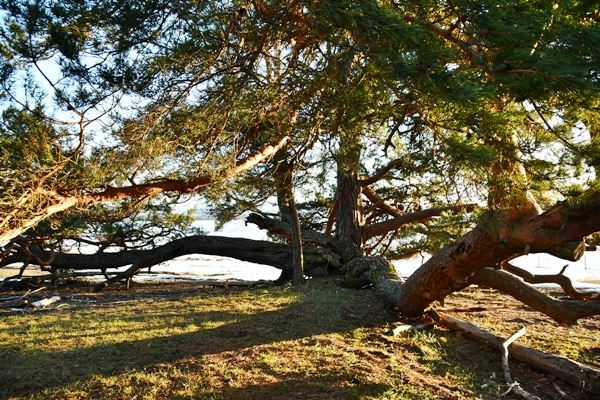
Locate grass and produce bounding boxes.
[0,279,598,399]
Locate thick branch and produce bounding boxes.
[359,158,403,187]
[3,234,338,277]
[502,262,600,301]
[545,240,586,261]
[362,186,403,218]
[0,137,289,246]
[396,193,600,317]
[364,204,475,239]
[246,212,340,253]
[468,268,600,325]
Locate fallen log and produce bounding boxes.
[433,312,600,393]
[30,296,61,308]
[2,235,339,277]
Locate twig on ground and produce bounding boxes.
[501,327,539,399]
[0,286,45,302]
[502,326,527,384]
[552,382,568,398]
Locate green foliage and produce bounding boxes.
[383,211,479,259]
[0,0,599,258]
[31,196,205,252]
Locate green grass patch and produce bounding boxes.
[0,280,598,399]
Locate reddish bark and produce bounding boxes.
[396,194,600,316]
[364,204,475,239]
[335,167,365,262]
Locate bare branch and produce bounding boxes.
[468,268,600,325]
[0,137,289,245]
[502,261,600,301]
[364,204,476,239]
[359,158,403,187]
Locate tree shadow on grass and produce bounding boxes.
[0,284,397,399]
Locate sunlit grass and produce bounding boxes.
[0,280,597,399]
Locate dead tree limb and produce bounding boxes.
[435,313,600,393]
[501,262,600,301]
[468,269,600,325]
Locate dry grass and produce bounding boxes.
[0,279,598,399]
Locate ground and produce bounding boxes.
[0,277,599,399]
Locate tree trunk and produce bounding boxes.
[335,160,364,262]
[275,154,305,284]
[344,194,600,320]
[289,195,304,285]
[396,197,600,317]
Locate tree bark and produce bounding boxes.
[346,256,404,306]
[395,195,600,317]
[289,195,305,285]
[335,165,364,262]
[362,186,404,218]
[364,204,476,240]
[246,213,340,253]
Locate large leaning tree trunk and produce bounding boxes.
[343,194,600,323]
[365,129,600,320]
